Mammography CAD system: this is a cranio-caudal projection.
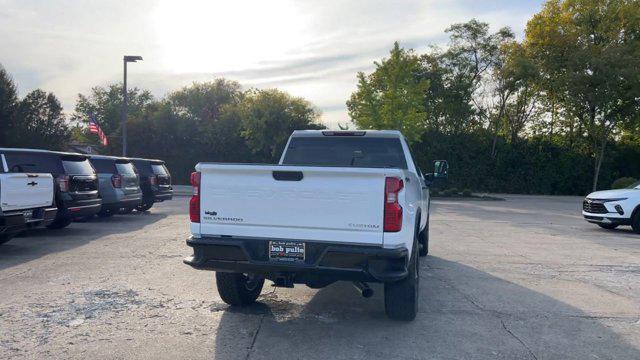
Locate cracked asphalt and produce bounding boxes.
[1,195,639,359]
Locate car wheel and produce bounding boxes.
[136,202,153,212]
[597,223,618,230]
[632,210,640,234]
[216,272,265,306]
[0,234,14,245]
[46,217,72,229]
[384,231,419,321]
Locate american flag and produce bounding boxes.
[88,115,108,146]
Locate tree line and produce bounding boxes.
[349,0,640,193]
[1,0,639,193]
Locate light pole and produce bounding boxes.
[122,55,143,156]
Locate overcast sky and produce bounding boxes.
[0,0,543,128]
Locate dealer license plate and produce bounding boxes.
[269,241,305,262]
[22,210,34,222]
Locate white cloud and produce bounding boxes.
[0,0,543,129]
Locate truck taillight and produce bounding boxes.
[149,175,158,186]
[384,177,403,232]
[57,175,70,192]
[190,171,201,223]
[111,174,123,188]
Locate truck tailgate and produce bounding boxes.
[0,173,54,212]
[197,165,400,245]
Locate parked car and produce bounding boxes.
[129,158,173,211]
[582,180,640,233]
[184,130,448,321]
[0,153,58,244]
[0,148,102,229]
[88,155,143,217]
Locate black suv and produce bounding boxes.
[0,149,102,229]
[130,158,173,211]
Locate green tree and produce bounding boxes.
[525,0,640,190]
[418,50,477,135]
[498,42,539,144]
[12,90,70,150]
[347,42,429,142]
[443,20,515,128]
[72,84,154,154]
[240,89,324,162]
[0,66,18,147]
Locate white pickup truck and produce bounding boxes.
[1,154,58,244]
[184,130,448,320]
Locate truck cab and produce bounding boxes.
[184,130,447,320]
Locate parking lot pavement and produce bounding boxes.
[1,195,639,359]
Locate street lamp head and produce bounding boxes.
[124,55,143,62]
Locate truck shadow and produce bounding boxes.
[211,256,640,359]
[0,211,168,272]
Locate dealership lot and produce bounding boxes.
[1,196,639,359]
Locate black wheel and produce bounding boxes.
[119,207,134,214]
[384,233,419,321]
[597,223,618,230]
[46,217,72,229]
[0,234,14,245]
[215,272,265,306]
[632,210,640,234]
[136,202,153,212]
[419,214,429,257]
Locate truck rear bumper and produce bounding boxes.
[184,236,409,285]
[1,207,58,234]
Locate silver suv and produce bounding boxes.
[89,156,142,217]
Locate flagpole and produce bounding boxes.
[122,59,128,156]
[122,55,143,157]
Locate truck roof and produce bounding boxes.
[291,130,404,138]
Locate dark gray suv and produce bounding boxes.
[89,156,142,216]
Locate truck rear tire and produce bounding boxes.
[216,272,265,306]
[384,238,419,321]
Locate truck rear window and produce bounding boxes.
[282,137,408,169]
[62,159,95,175]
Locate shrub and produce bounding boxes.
[462,189,472,197]
[611,177,638,189]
